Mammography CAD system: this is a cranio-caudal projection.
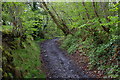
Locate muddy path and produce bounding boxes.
[41,38,90,78]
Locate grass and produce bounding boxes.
[0,27,2,31]
[12,39,46,78]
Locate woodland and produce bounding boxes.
[1,1,120,78]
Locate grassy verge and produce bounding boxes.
[12,39,46,78]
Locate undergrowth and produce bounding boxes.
[60,34,81,54]
[60,3,120,78]
[60,30,120,78]
[12,37,46,78]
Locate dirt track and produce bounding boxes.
[41,38,89,78]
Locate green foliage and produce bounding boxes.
[12,36,46,78]
[2,2,46,78]
[44,20,64,39]
[61,33,81,54]
[2,25,13,30]
[60,2,120,78]
[2,1,120,78]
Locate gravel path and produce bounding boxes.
[41,38,89,78]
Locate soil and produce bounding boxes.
[69,49,105,78]
[41,38,90,78]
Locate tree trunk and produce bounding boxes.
[92,2,109,33]
[82,2,90,20]
[42,2,70,36]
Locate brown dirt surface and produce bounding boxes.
[40,38,90,78]
[69,49,105,78]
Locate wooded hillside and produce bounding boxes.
[1,2,120,78]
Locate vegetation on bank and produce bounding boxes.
[12,37,46,78]
[60,2,120,78]
[2,30,46,78]
[1,1,120,78]
[2,2,47,78]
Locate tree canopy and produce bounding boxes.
[1,1,120,78]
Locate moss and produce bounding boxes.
[12,39,46,78]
